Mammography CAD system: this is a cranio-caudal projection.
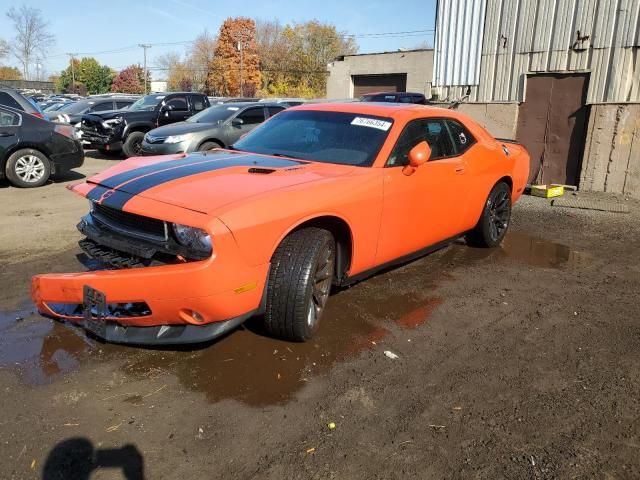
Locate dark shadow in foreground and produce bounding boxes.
[42,438,144,480]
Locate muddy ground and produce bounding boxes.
[1,154,639,479]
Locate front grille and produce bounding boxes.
[91,202,167,241]
[145,134,166,144]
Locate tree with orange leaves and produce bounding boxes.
[209,17,261,97]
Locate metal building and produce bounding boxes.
[433,0,640,198]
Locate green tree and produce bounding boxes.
[57,57,113,94]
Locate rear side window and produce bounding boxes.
[446,119,475,154]
[0,109,20,126]
[237,107,265,125]
[267,106,284,117]
[191,96,205,111]
[0,92,22,110]
[116,101,132,109]
[90,102,113,112]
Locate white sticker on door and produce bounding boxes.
[351,117,392,131]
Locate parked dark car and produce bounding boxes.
[360,92,429,104]
[0,87,48,119]
[0,105,84,188]
[141,102,286,155]
[48,97,136,125]
[81,92,211,157]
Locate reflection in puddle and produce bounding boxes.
[501,232,591,268]
[1,230,589,405]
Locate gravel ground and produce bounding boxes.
[0,153,639,479]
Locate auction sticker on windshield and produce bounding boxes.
[351,117,392,131]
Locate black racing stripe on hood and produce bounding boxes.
[95,153,236,190]
[91,156,305,210]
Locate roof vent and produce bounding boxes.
[248,167,276,174]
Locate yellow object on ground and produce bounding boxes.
[529,184,565,198]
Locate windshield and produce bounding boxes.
[129,94,165,111]
[233,110,393,166]
[58,101,91,114]
[186,105,237,124]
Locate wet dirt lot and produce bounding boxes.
[1,154,639,479]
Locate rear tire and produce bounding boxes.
[197,141,222,152]
[122,131,145,158]
[5,149,51,188]
[264,228,335,342]
[466,181,512,248]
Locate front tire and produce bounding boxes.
[264,228,335,342]
[5,149,51,188]
[122,131,145,158]
[466,181,512,248]
[197,141,222,152]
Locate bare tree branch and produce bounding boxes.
[6,5,55,80]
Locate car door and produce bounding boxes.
[0,108,21,163]
[375,118,472,265]
[158,95,190,125]
[227,106,266,144]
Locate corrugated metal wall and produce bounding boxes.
[433,0,487,86]
[434,0,640,103]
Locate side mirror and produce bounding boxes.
[231,118,244,126]
[161,104,174,112]
[403,141,431,175]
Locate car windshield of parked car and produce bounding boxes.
[186,105,237,124]
[129,95,165,111]
[233,110,393,166]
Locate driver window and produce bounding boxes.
[165,96,188,111]
[237,107,266,125]
[386,120,426,166]
[387,118,457,166]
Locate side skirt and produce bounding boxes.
[338,234,466,287]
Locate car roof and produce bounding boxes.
[293,101,443,118]
[212,101,282,108]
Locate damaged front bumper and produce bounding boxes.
[31,206,269,345]
[81,115,123,150]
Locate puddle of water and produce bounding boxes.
[0,230,588,405]
[500,232,591,268]
[0,304,95,384]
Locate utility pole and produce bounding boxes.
[138,44,151,94]
[66,53,77,91]
[238,40,244,97]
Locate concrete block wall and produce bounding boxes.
[580,104,640,199]
[326,50,433,99]
[452,103,519,140]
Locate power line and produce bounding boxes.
[45,28,435,60]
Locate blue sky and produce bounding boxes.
[0,0,436,80]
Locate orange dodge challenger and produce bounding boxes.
[32,103,530,345]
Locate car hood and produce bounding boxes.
[147,121,221,137]
[83,150,356,215]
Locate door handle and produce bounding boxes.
[455,166,465,174]
[0,132,15,137]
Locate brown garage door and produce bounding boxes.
[352,74,407,97]
[516,73,590,186]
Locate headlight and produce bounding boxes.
[102,118,122,129]
[164,134,191,144]
[172,223,212,256]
